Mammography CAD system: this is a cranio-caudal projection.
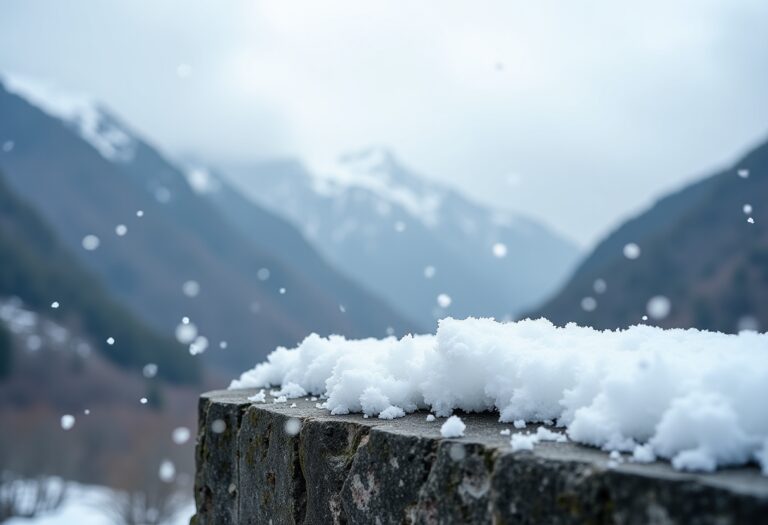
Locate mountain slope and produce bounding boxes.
[220,149,580,327]
[0,170,199,383]
[0,76,416,372]
[529,137,768,332]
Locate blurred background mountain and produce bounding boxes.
[0,1,767,523]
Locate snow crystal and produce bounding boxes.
[492,242,508,258]
[139,397,148,405]
[211,419,226,433]
[172,427,191,445]
[738,169,750,178]
[623,243,641,259]
[426,414,436,422]
[424,265,436,279]
[436,293,452,309]
[248,389,266,403]
[182,280,200,297]
[646,296,671,320]
[220,340,228,349]
[279,287,286,295]
[60,414,75,430]
[142,363,158,378]
[50,301,60,309]
[379,406,405,419]
[81,235,100,251]
[106,337,115,345]
[339,304,346,313]
[581,297,597,312]
[229,317,768,474]
[158,460,176,483]
[136,210,144,217]
[271,382,307,399]
[748,217,755,224]
[511,427,566,452]
[284,418,301,436]
[115,224,127,236]
[83,409,90,415]
[440,415,466,438]
[257,268,270,281]
[744,204,753,215]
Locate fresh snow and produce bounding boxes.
[440,415,466,438]
[230,317,768,474]
[2,74,136,162]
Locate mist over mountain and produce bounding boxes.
[0,169,199,383]
[0,76,417,373]
[529,137,768,333]
[220,149,580,327]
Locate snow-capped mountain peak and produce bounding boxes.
[1,74,136,163]
[311,147,444,227]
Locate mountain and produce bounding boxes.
[0,170,199,383]
[529,137,768,333]
[0,76,416,372]
[219,149,580,327]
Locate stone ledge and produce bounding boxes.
[193,389,768,524]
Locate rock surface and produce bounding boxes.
[193,390,768,524]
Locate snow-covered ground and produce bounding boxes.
[5,481,193,525]
[230,317,768,474]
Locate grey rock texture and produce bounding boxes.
[193,390,768,525]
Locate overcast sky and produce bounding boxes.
[2,0,767,246]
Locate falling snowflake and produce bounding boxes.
[81,235,100,251]
[51,301,60,309]
[437,293,452,308]
[423,265,436,279]
[142,363,158,378]
[182,280,200,297]
[172,427,191,445]
[646,296,671,320]
[623,243,641,260]
[581,297,597,312]
[115,224,127,236]
[492,242,508,258]
[60,414,75,430]
[106,337,115,345]
[593,279,607,294]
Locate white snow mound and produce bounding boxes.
[230,317,768,474]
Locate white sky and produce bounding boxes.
[2,0,767,246]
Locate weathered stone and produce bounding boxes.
[194,390,768,525]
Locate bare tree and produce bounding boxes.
[0,473,67,522]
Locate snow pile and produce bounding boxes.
[230,317,768,474]
[440,415,466,438]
